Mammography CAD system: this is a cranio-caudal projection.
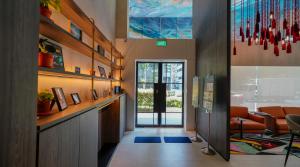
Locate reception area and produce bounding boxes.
[1,0,300,167]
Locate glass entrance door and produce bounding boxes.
[136,62,184,127]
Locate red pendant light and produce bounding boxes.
[282,39,287,50]
[233,0,237,55]
[287,41,292,53]
[240,0,245,39]
[264,39,268,50]
[274,45,280,56]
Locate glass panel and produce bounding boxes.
[137,113,158,125]
[162,63,183,83]
[166,113,182,125]
[166,84,183,113]
[138,63,159,83]
[231,66,300,112]
[137,83,154,113]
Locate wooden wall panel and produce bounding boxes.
[0,1,39,167]
[193,0,230,160]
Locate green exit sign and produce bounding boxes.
[156,40,167,47]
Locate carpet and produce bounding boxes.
[230,134,300,158]
[164,137,192,143]
[134,137,161,143]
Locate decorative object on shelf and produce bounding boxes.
[71,93,81,105]
[40,0,61,19]
[92,89,99,100]
[52,87,68,111]
[233,0,300,57]
[114,86,121,94]
[98,66,107,78]
[201,75,216,155]
[38,38,64,70]
[75,66,81,74]
[90,69,95,76]
[70,22,82,41]
[97,45,105,56]
[37,90,55,115]
[108,72,113,79]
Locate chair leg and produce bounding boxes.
[284,134,294,167]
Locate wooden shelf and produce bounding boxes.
[38,67,92,80]
[60,0,124,59]
[39,16,113,67]
[112,63,124,70]
[38,67,117,82]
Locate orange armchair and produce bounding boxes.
[258,106,300,135]
[230,106,266,134]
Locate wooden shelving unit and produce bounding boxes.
[39,0,124,95]
[38,67,118,82]
[60,0,123,59]
[40,16,112,67]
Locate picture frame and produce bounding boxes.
[97,45,105,56]
[92,89,98,100]
[71,93,81,105]
[70,22,82,41]
[98,66,107,78]
[41,39,65,70]
[52,87,68,111]
[202,75,215,113]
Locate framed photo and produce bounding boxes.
[97,45,105,56]
[75,66,81,74]
[71,93,81,105]
[42,39,65,70]
[92,89,98,100]
[98,66,107,78]
[70,22,82,41]
[52,87,68,111]
[202,75,215,113]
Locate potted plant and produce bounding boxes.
[40,0,61,19]
[38,39,56,68]
[37,90,54,114]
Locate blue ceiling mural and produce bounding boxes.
[128,0,193,39]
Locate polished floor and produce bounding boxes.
[108,128,300,167]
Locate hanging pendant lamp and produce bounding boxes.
[287,41,292,53]
[233,0,237,55]
[264,39,268,50]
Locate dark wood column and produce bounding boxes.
[0,0,39,166]
[193,0,231,161]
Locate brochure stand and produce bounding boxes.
[191,76,202,142]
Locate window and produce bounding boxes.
[128,0,193,39]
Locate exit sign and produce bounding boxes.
[156,40,167,47]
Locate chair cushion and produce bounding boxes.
[276,119,289,130]
[283,107,300,115]
[230,106,249,119]
[242,119,266,130]
[258,106,285,118]
[230,118,265,130]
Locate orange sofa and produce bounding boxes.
[230,106,266,134]
[258,106,300,135]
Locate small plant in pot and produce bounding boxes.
[37,90,54,114]
[40,0,61,19]
[38,39,56,68]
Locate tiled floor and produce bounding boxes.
[108,128,300,167]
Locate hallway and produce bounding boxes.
[108,128,300,167]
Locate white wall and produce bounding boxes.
[116,39,196,131]
[75,0,117,42]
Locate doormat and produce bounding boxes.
[134,137,161,143]
[164,137,192,143]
